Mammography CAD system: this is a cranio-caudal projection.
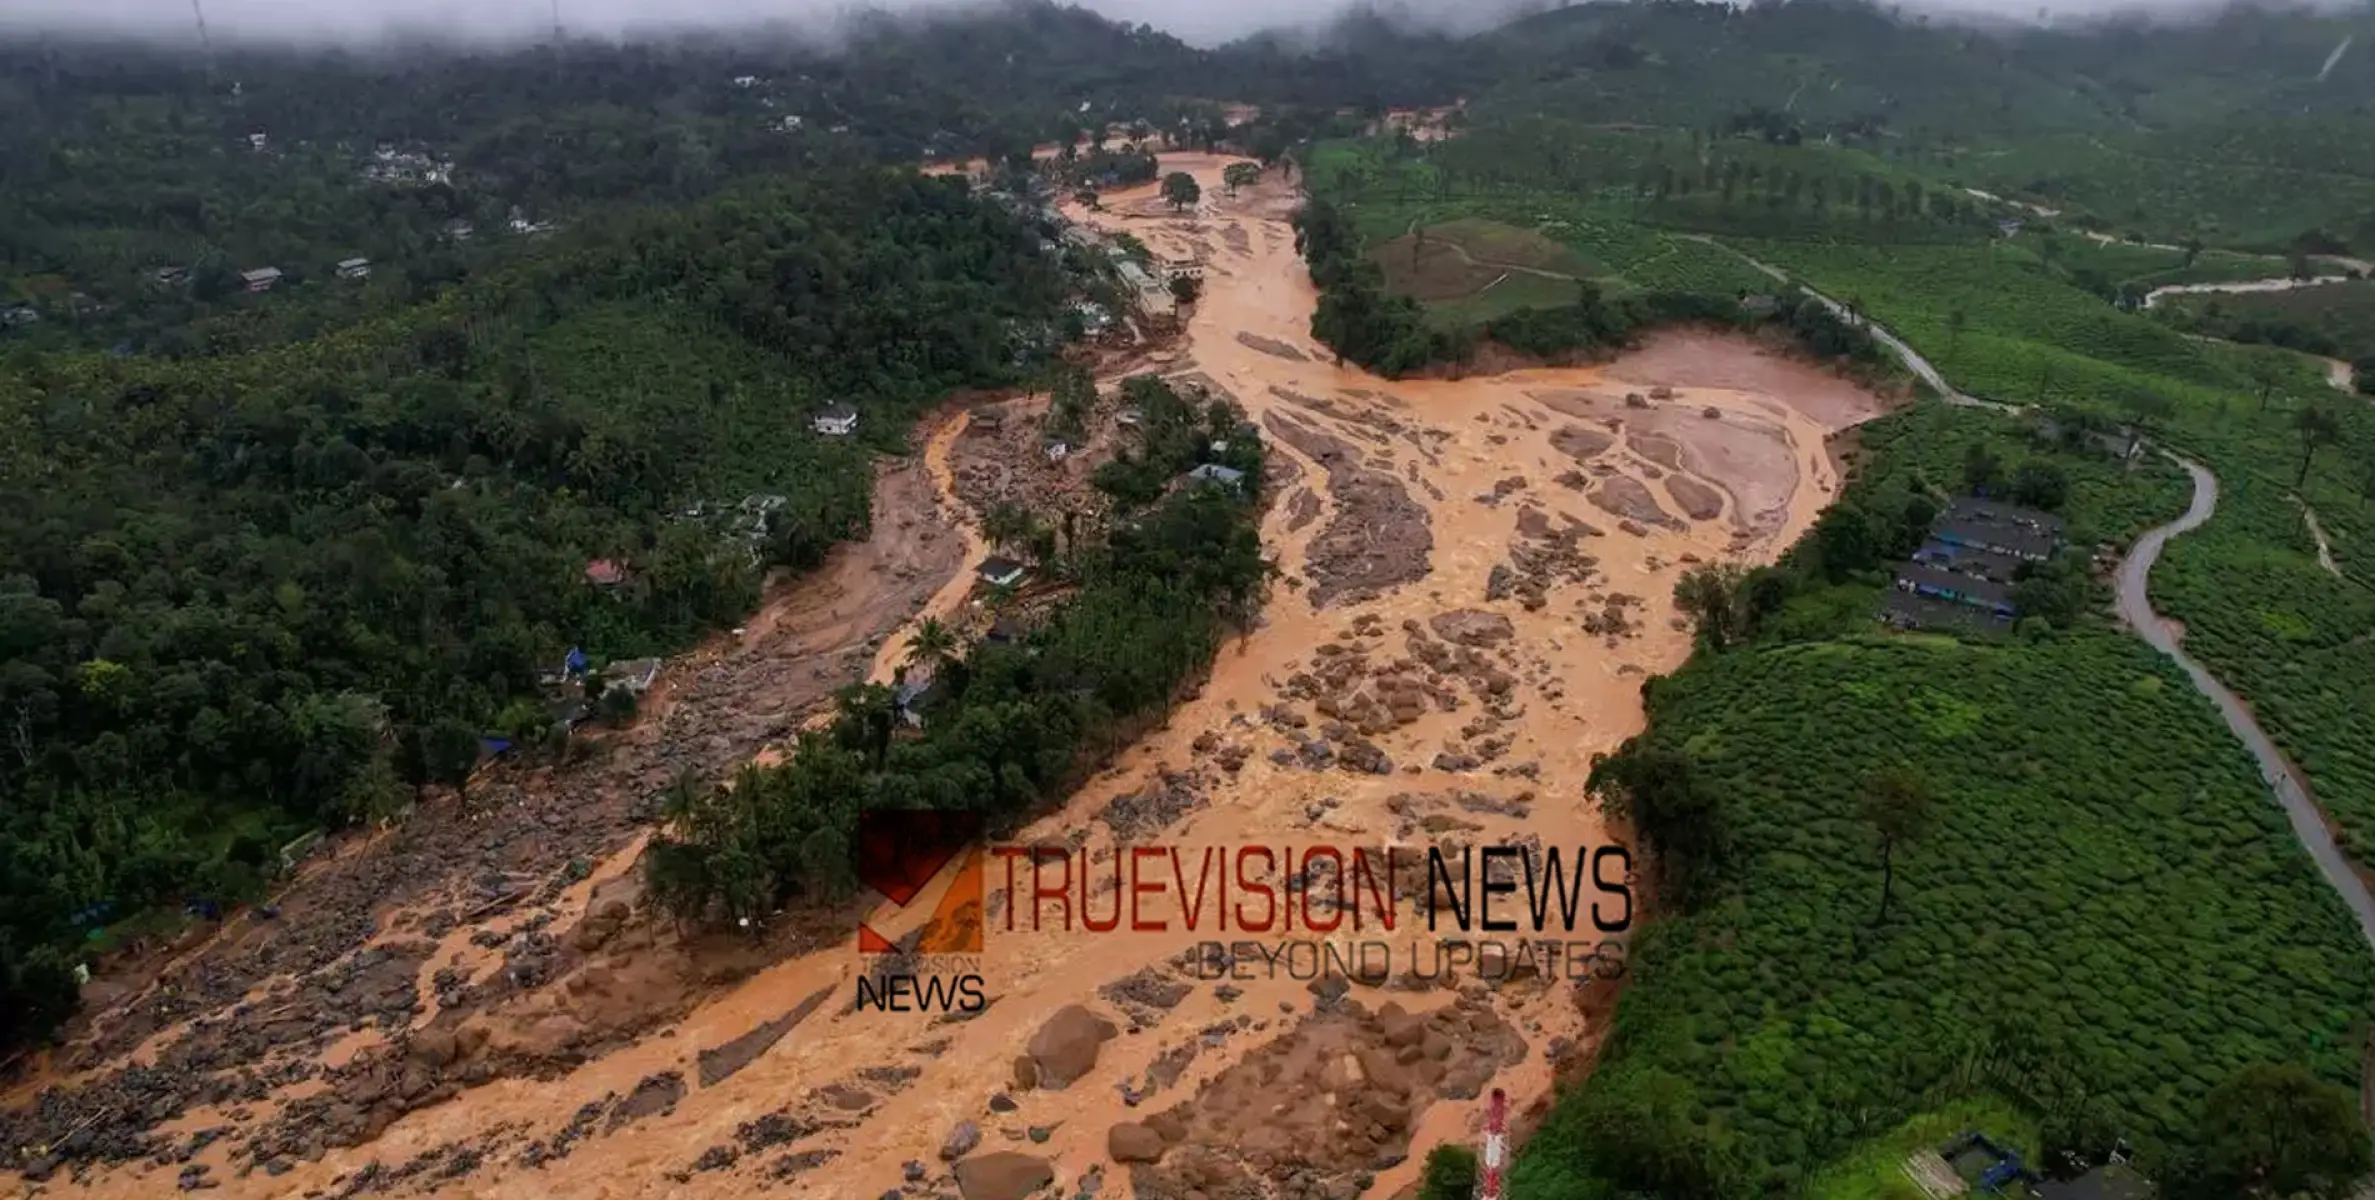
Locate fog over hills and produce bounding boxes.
[0,0,2362,49]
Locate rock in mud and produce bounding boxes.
[1664,476,1725,522]
[953,1151,1055,1200]
[1427,610,1514,647]
[1109,1122,1167,1163]
[1550,425,1615,459]
[1235,332,1308,362]
[1101,968,1194,1012]
[698,984,835,1086]
[941,1120,983,1161]
[1588,477,1682,530]
[605,1071,685,1132]
[1027,1005,1120,1090]
[407,1029,458,1069]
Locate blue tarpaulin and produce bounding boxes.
[564,647,588,675]
[480,737,514,757]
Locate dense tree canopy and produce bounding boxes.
[0,168,1067,1048]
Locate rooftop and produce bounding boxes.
[978,556,1028,582]
[1913,540,2028,583]
[2034,1165,2153,1200]
[1896,562,2014,609]
[1945,495,2066,536]
[1186,463,1247,485]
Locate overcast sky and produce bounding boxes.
[0,0,2316,50]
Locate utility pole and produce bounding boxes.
[1480,1088,1509,1200]
[190,0,218,84]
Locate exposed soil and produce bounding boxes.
[9,151,1891,1200]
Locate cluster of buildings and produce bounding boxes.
[1882,496,2065,631]
[532,645,663,734]
[359,146,454,186]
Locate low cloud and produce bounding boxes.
[0,0,2339,51]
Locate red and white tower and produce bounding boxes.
[1480,1087,1509,1200]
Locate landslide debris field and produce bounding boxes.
[2,154,1888,1200]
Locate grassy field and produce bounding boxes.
[1310,134,1877,305]
[1510,402,2375,1198]
[1368,217,1595,325]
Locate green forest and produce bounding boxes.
[0,168,1068,1047]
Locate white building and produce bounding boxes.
[336,257,371,280]
[240,267,283,293]
[813,404,859,437]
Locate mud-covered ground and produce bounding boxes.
[5,154,1890,1200]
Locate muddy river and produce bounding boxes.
[21,154,1890,1200]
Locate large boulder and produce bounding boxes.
[953,1152,1054,1200]
[1025,1004,1118,1090]
[1108,1122,1166,1164]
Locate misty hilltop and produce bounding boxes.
[0,0,2367,48]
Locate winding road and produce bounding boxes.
[1727,225,2375,952]
[2114,458,2375,951]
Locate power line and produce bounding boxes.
[190,0,217,81]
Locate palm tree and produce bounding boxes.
[1861,768,1935,925]
[982,501,1038,554]
[2295,407,2342,487]
[905,617,959,675]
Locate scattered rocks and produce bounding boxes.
[1263,412,1432,609]
[1100,771,1208,839]
[1101,968,1194,1014]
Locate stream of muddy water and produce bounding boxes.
[29,155,1892,1200]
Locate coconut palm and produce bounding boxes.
[905,617,959,674]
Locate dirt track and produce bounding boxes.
[5,155,1892,1200]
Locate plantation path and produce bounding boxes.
[3,156,1893,1200]
[1686,237,2026,415]
[2305,503,2344,578]
[2141,274,2354,310]
[2116,458,2375,953]
[1401,216,1586,283]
